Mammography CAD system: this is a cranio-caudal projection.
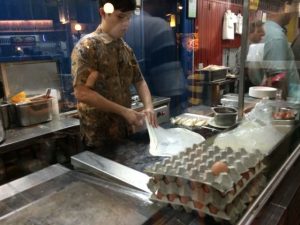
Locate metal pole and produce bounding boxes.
[238,0,250,120]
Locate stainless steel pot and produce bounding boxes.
[0,115,5,143]
[212,106,237,126]
[0,103,9,129]
[0,103,19,129]
[15,98,53,126]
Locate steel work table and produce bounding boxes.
[0,164,163,225]
[0,109,300,224]
[0,116,80,153]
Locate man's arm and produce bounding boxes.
[135,80,158,127]
[74,70,145,127]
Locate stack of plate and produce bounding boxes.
[249,86,277,99]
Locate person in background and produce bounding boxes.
[261,0,300,99]
[125,0,186,116]
[291,32,300,76]
[233,20,265,92]
[71,0,157,150]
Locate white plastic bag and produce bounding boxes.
[245,98,273,125]
[146,119,205,157]
[212,120,284,155]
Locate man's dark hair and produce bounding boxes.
[98,0,136,12]
[249,20,264,33]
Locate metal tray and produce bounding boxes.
[171,113,212,128]
[272,119,296,126]
[200,68,228,82]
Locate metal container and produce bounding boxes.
[15,98,53,126]
[212,106,237,126]
[0,103,19,129]
[200,68,228,82]
[0,103,10,129]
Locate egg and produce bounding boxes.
[211,161,229,176]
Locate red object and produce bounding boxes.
[271,72,286,83]
[195,0,242,66]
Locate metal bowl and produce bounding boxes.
[212,106,237,126]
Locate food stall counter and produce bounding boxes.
[0,164,163,225]
[0,115,79,153]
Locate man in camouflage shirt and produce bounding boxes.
[71,0,157,149]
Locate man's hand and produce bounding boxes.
[143,107,158,127]
[122,108,145,127]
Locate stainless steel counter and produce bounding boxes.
[0,116,79,153]
[0,122,222,225]
[0,109,300,225]
[70,121,300,225]
[0,164,162,225]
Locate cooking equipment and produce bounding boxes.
[199,66,229,82]
[221,93,260,109]
[0,103,19,129]
[0,118,5,143]
[0,164,160,225]
[212,106,237,126]
[0,104,10,129]
[15,97,53,126]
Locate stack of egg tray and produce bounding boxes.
[145,144,266,223]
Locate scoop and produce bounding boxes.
[28,88,51,101]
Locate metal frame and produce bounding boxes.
[237,143,300,225]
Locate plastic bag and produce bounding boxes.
[212,120,284,155]
[146,119,205,157]
[245,98,273,125]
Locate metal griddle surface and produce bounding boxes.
[0,172,159,225]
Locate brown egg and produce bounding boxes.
[156,191,164,200]
[193,200,204,209]
[211,161,229,176]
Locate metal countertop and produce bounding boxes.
[0,164,163,225]
[0,116,80,153]
[0,110,299,225]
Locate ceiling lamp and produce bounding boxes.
[170,14,176,27]
[104,2,114,14]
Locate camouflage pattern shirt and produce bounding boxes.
[71,26,144,148]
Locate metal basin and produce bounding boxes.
[212,106,237,126]
[15,98,53,126]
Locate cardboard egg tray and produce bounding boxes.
[145,144,266,221]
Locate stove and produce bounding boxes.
[131,95,170,132]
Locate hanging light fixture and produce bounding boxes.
[170,14,176,27]
[177,3,183,11]
[74,23,82,39]
[74,23,82,31]
[58,0,70,24]
[103,2,114,14]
